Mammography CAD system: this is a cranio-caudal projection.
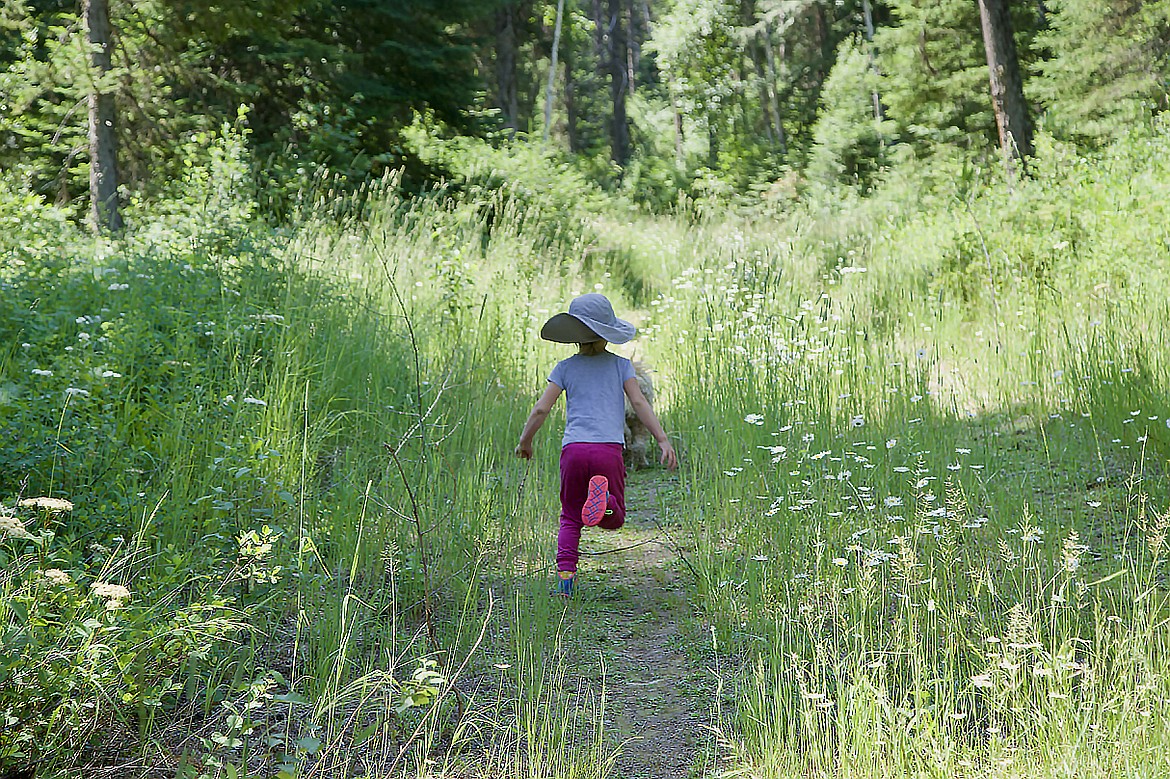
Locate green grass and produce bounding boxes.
[3,121,1170,777]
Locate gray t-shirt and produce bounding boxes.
[548,352,636,447]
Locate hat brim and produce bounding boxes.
[540,312,637,344]
[541,313,602,343]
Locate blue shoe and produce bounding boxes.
[555,571,576,597]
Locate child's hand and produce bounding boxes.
[659,441,678,470]
[515,442,533,459]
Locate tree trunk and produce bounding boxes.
[762,22,787,154]
[605,0,630,167]
[564,49,581,152]
[544,0,565,141]
[628,0,649,95]
[496,4,520,137]
[749,35,775,147]
[977,0,1034,171]
[594,0,629,166]
[707,119,719,168]
[84,0,122,232]
[812,1,831,92]
[861,0,883,121]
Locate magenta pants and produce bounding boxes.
[558,442,626,572]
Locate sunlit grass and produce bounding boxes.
[4,123,1170,777]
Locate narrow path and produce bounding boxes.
[563,470,712,778]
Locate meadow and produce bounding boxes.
[3,122,1170,778]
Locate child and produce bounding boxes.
[514,293,678,597]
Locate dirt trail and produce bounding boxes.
[561,470,712,779]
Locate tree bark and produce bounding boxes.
[564,48,581,152]
[762,22,787,154]
[605,0,630,167]
[812,1,831,92]
[628,0,649,94]
[861,0,883,121]
[84,0,122,232]
[977,0,1034,171]
[544,0,565,141]
[496,4,521,137]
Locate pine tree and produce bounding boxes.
[876,0,995,149]
[1033,0,1170,141]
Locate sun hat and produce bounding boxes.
[540,293,637,344]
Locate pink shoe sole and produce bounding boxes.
[581,475,609,527]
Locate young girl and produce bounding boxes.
[514,293,678,596]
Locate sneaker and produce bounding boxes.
[555,571,576,597]
[581,475,609,527]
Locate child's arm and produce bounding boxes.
[515,382,563,459]
[624,377,679,470]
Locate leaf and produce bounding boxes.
[352,719,381,745]
[1086,569,1128,587]
[296,735,322,754]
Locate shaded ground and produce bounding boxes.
[559,469,714,779]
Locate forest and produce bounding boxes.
[3,0,1170,777]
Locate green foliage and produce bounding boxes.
[650,0,740,160]
[403,126,611,251]
[8,23,1170,770]
[0,506,248,768]
[0,0,502,212]
[875,0,996,149]
[806,38,893,191]
[1033,0,1170,142]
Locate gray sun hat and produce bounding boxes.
[540,293,637,344]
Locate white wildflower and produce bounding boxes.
[91,582,131,609]
[41,568,72,586]
[19,497,74,513]
[971,674,995,689]
[0,514,34,539]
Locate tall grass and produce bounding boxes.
[4,120,1170,778]
[638,124,1170,776]
[0,156,623,776]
